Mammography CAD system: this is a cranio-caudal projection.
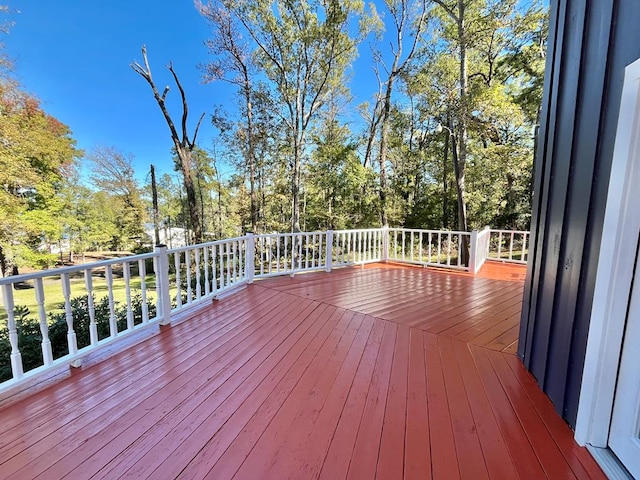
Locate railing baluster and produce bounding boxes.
[84,271,97,345]
[105,266,117,337]
[34,278,53,365]
[447,233,452,266]
[410,231,414,261]
[393,230,398,260]
[305,234,310,270]
[401,230,405,261]
[185,249,192,304]
[138,259,149,324]
[509,231,515,261]
[234,240,239,281]
[123,262,133,330]
[2,285,23,379]
[174,252,182,308]
[195,248,201,300]
[522,232,528,262]
[61,272,80,358]
[226,241,232,287]
[203,246,210,296]
[458,234,462,267]
[212,245,218,294]
[419,232,423,262]
[497,231,503,259]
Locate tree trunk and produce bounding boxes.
[456,0,469,235]
[378,72,397,228]
[291,133,303,232]
[150,164,160,245]
[177,147,202,244]
[0,244,7,277]
[442,121,450,229]
[243,75,258,234]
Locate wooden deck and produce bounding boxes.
[0,263,605,479]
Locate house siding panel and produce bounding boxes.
[519,0,640,428]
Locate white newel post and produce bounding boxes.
[469,230,478,274]
[246,233,255,284]
[2,284,23,379]
[155,245,172,325]
[382,226,389,262]
[325,230,333,272]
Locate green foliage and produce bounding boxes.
[0,79,81,273]
[0,293,156,382]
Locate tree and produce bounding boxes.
[366,0,428,226]
[131,46,205,244]
[198,0,261,233]
[306,109,376,230]
[0,79,80,274]
[87,146,147,250]
[226,0,363,232]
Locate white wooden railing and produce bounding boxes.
[486,229,529,264]
[0,226,528,393]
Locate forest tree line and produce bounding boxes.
[0,0,547,276]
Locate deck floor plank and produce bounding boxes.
[98,302,335,480]
[11,296,320,479]
[0,263,605,480]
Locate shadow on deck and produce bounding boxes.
[0,262,605,479]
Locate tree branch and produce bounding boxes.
[431,0,458,23]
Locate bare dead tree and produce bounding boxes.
[131,46,205,244]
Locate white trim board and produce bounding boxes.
[575,58,640,447]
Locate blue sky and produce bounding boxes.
[4,1,234,181]
[3,1,379,183]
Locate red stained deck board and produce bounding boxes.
[181,305,348,480]
[0,263,605,480]
[404,328,431,480]
[375,324,410,480]
[95,303,337,480]
[485,349,579,480]
[424,332,460,479]
[230,308,360,479]
[257,314,374,480]
[6,295,321,479]
[452,340,519,479]
[346,321,398,480]
[317,319,387,480]
[437,335,489,480]
[469,344,547,479]
[500,352,608,480]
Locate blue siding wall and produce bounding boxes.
[519,0,640,428]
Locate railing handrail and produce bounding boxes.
[0,251,158,286]
[167,235,247,254]
[387,227,471,236]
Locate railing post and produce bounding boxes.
[469,230,478,274]
[155,245,172,325]
[245,233,255,284]
[325,230,333,272]
[2,284,23,379]
[382,226,389,262]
